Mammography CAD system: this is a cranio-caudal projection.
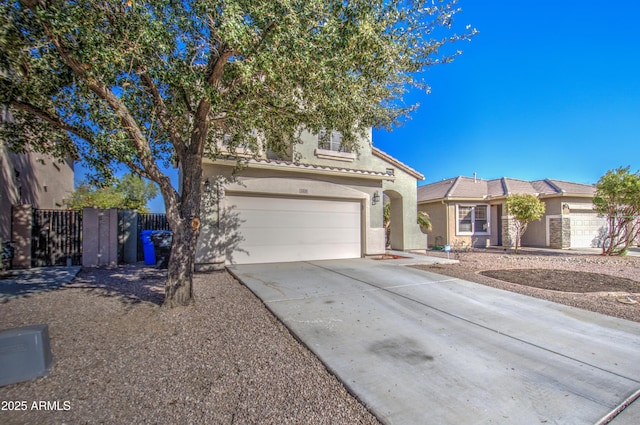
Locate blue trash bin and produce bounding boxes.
[140,230,155,265]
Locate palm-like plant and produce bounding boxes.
[384,203,431,248]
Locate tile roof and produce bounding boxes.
[216,147,424,181]
[418,176,596,202]
[371,147,424,180]
[216,156,394,179]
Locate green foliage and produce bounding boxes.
[383,203,432,247]
[1,0,476,173]
[506,194,546,223]
[593,167,640,255]
[0,0,475,305]
[417,211,432,232]
[505,194,545,253]
[66,173,158,212]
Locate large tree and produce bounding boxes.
[593,167,640,256]
[0,0,476,307]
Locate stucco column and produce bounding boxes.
[82,208,118,267]
[11,204,33,269]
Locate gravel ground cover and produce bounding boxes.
[411,248,640,323]
[0,265,380,425]
[2,250,638,424]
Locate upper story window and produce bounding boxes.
[456,204,489,235]
[318,130,351,153]
[216,129,263,157]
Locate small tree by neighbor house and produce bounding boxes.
[1,0,476,307]
[593,167,640,256]
[505,194,546,253]
[66,173,158,212]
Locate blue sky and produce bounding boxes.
[374,0,640,187]
[80,1,640,213]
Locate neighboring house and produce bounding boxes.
[417,176,606,250]
[194,128,426,268]
[1,105,75,242]
[0,143,75,241]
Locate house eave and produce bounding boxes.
[372,147,424,180]
[418,196,488,204]
[538,192,594,199]
[205,157,396,181]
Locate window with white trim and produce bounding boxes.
[318,130,350,153]
[456,204,489,235]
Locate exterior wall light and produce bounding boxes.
[204,178,211,193]
[372,191,380,205]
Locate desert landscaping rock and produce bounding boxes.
[479,268,640,293]
[1,249,638,424]
[413,249,640,323]
[0,265,380,425]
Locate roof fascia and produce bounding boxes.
[371,147,424,180]
[207,157,395,181]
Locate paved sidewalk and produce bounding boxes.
[0,267,81,301]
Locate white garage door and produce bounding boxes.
[570,213,606,248]
[226,195,361,264]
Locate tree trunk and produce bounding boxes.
[163,222,197,307]
[160,152,204,308]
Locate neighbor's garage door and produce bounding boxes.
[226,195,361,264]
[570,213,606,248]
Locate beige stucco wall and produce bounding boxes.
[420,200,502,248]
[196,162,386,268]
[418,202,447,247]
[515,196,596,248]
[521,216,547,247]
[420,195,599,250]
[295,128,374,169]
[1,145,74,241]
[195,129,426,266]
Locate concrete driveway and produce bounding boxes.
[228,257,640,425]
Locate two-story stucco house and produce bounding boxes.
[1,115,75,242]
[194,129,426,269]
[417,176,606,250]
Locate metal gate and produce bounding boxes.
[32,209,82,267]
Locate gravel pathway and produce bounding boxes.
[0,265,380,425]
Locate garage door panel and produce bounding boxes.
[227,195,362,264]
[239,210,360,230]
[570,213,607,248]
[236,227,361,247]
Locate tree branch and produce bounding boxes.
[36,14,170,194]
[207,49,234,88]
[138,68,188,156]
[10,100,93,142]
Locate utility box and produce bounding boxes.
[0,324,53,387]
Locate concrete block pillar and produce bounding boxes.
[82,208,118,267]
[11,204,33,269]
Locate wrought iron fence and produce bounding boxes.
[32,209,82,267]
